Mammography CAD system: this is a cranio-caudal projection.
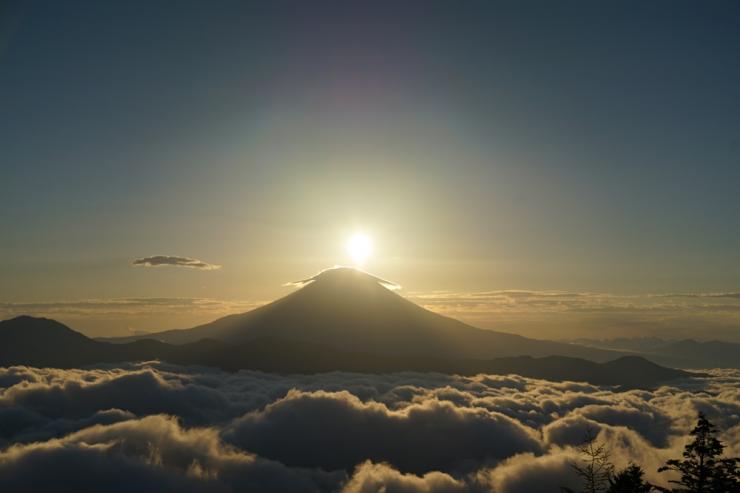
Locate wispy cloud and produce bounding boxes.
[407,290,740,342]
[0,298,257,316]
[287,266,401,290]
[409,290,740,315]
[131,255,221,270]
[3,289,740,341]
[0,298,263,338]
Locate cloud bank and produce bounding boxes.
[5,288,740,341]
[131,255,221,270]
[0,363,738,492]
[409,290,740,341]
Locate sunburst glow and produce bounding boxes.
[346,233,373,266]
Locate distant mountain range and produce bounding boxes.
[107,267,624,362]
[0,267,726,384]
[102,267,739,369]
[566,337,740,369]
[0,315,690,388]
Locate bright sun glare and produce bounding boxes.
[346,233,373,266]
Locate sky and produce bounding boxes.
[1,0,739,339]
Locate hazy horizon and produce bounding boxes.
[3,268,740,342]
[2,0,740,345]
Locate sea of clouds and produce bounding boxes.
[0,363,738,492]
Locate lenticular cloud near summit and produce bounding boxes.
[1,362,737,492]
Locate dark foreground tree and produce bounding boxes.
[562,429,615,493]
[657,412,739,493]
[607,463,655,493]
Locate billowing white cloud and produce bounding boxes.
[0,414,338,492]
[0,363,737,492]
[224,389,542,473]
[342,461,467,493]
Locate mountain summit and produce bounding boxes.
[113,267,620,362]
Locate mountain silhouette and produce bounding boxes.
[0,316,171,367]
[0,268,702,386]
[0,315,101,367]
[0,316,691,388]
[644,339,740,369]
[566,336,740,369]
[109,267,622,362]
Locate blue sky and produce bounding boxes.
[1,0,739,336]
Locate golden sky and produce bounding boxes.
[2,1,739,341]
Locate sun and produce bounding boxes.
[346,233,373,266]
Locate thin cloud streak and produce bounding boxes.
[408,290,740,342]
[0,298,265,338]
[3,288,740,340]
[131,255,221,270]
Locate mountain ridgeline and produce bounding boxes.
[567,336,740,369]
[0,316,689,387]
[110,268,623,361]
[1,269,696,387]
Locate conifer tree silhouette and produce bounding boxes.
[657,413,739,493]
[607,463,655,493]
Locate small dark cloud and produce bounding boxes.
[131,255,221,270]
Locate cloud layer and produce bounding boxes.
[5,288,740,340]
[1,363,738,492]
[131,255,221,270]
[0,298,263,338]
[409,290,740,341]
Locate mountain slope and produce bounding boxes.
[0,316,102,367]
[0,316,171,367]
[0,316,691,387]
[110,267,623,362]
